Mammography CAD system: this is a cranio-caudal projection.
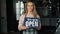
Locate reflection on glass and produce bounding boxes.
[16,1,24,20]
[42,6,49,16]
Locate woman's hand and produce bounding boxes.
[36,27,41,30]
[21,26,28,30]
[36,24,41,30]
[18,26,28,31]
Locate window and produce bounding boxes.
[16,1,24,20]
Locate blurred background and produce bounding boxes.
[0,0,59,34]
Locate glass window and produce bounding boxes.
[16,1,24,20]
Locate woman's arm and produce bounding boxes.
[37,23,41,30]
[36,15,41,30]
[18,14,28,31]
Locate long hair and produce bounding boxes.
[22,2,38,18]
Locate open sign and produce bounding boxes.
[24,18,40,28]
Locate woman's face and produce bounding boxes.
[27,2,34,12]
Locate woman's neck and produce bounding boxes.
[27,12,33,15]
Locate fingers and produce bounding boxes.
[26,26,29,28]
[22,26,28,30]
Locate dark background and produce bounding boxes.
[0,0,59,34]
[0,2,1,32]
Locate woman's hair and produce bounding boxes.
[22,2,38,18]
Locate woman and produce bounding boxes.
[18,2,41,34]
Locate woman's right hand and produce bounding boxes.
[21,26,28,30]
[18,26,28,31]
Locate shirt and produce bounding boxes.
[22,15,41,34]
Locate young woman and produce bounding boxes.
[18,2,41,34]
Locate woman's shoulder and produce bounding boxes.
[20,14,25,18]
[37,14,40,18]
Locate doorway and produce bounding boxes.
[0,0,1,32]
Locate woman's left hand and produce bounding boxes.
[36,24,41,30]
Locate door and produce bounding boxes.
[0,0,7,33]
[0,0,1,32]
